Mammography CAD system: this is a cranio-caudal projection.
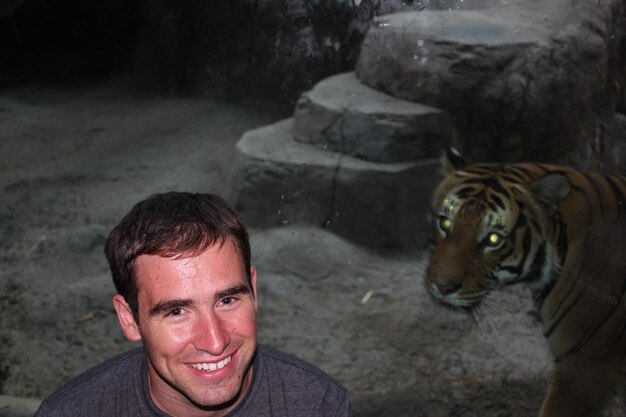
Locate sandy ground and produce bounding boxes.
[0,79,624,416]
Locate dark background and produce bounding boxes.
[0,0,374,103]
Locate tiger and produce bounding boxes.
[424,147,626,417]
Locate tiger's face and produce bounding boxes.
[424,185,522,308]
[423,151,561,309]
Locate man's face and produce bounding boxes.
[113,239,257,416]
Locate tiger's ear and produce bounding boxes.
[442,146,467,175]
[530,173,570,216]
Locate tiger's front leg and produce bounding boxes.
[538,363,615,417]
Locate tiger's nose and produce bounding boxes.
[435,282,462,295]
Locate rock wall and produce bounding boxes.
[129,0,479,100]
[0,0,142,83]
[0,0,24,17]
[131,0,379,101]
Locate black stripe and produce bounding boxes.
[509,242,547,285]
[463,166,495,176]
[607,312,626,354]
[499,265,523,275]
[545,292,585,338]
[530,219,542,234]
[582,172,606,218]
[527,242,547,281]
[617,314,626,366]
[555,217,569,264]
[569,183,594,241]
[461,178,509,197]
[546,242,598,332]
[497,214,530,278]
[500,174,520,183]
[554,265,625,362]
[609,173,626,187]
[461,178,492,185]
[455,186,477,198]
[535,164,554,174]
[534,278,556,306]
[609,270,626,352]
[546,266,584,325]
[510,166,541,181]
[501,169,529,183]
[554,305,617,362]
[605,174,626,222]
[491,181,508,196]
[485,190,509,211]
[486,200,499,212]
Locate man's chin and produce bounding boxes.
[182,380,246,411]
[181,365,253,411]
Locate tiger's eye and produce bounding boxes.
[439,217,452,232]
[487,233,501,246]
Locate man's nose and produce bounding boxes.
[193,312,230,355]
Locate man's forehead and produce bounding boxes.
[134,242,247,286]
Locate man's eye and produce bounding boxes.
[167,308,184,317]
[220,296,242,307]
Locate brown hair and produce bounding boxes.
[104,192,251,320]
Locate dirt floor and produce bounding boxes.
[0,79,624,416]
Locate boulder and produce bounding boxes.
[356,1,626,171]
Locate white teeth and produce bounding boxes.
[191,356,231,372]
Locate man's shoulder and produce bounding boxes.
[239,345,350,416]
[257,344,349,400]
[257,344,344,387]
[35,348,145,416]
[50,347,143,396]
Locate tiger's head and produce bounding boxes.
[424,148,570,309]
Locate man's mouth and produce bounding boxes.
[190,355,232,372]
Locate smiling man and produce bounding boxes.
[34,192,350,417]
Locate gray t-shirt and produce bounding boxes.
[34,344,350,417]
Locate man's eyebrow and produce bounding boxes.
[148,284,251,316]
[215,284,252,301]
[149,299,192,317]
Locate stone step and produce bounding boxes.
[292,72,453,163]
[227,118,440,248]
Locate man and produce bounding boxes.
[35,192,350,417]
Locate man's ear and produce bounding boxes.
[250,266,258,311]
[112,294,142,342]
